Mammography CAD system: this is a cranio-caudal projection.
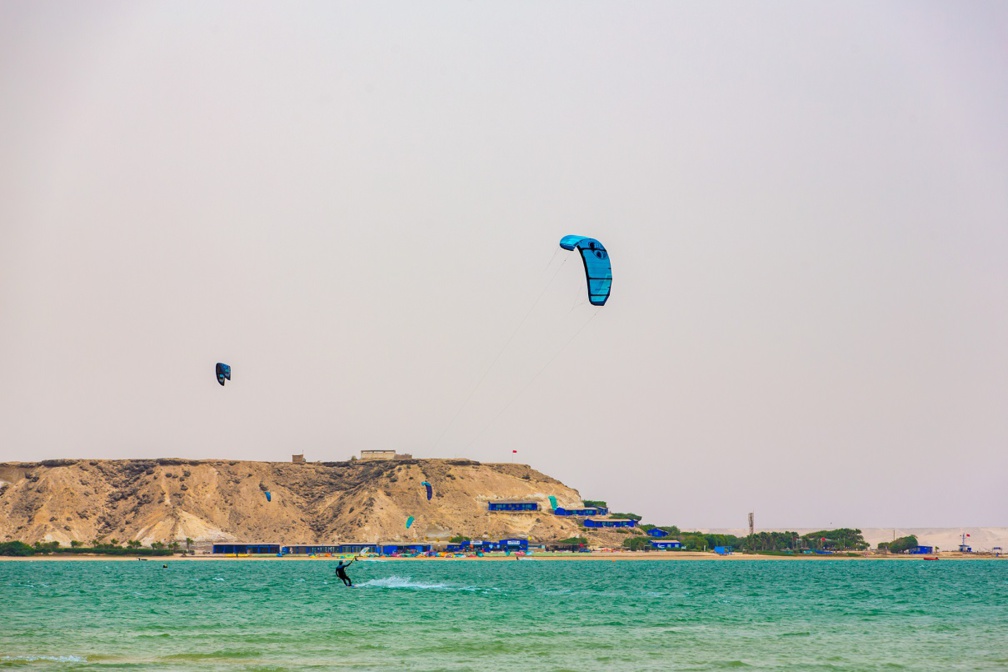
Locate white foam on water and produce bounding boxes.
[212,576,225,582]
[357,575,450,590]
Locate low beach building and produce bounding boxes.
[360,450,413,461]
[488,500,539,512]
[212,543,281,555]
[379,543,431,555]
[282,545,338,555]
[647,528,669,538]
[651,540,682,550]
[472,540,501,552]
[584,518,637,529]
[338,543,378,555]
[500,538,529,552]
[909,545,935,555]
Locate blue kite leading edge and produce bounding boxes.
[215,363,231,386]
[559,235,612,306]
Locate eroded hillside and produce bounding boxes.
[0,459,626,547]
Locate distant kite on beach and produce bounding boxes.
[421,481,433,501]
[559,235,612,306]
[264,491,271,502]
[406,516,415,529]
[216,363,231,386]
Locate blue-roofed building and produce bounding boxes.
[488,501,539,512]
[472,540,501,552]
[283,545,339,555]
[714,546,732,555]
[584,518,637,529]
[651,540,682,550]
[647,528,669,538]
[379,544,432,555]
[554,506,608,517]
[446,541,471,553]
[500,538,529,552]
[213,543,281,555]
[338,544,378,554]
[909,545,935,555]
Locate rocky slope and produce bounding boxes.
[0,459,630,548]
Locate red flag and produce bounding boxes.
[512,450,517,454]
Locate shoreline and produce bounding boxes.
[2,551,1001,562]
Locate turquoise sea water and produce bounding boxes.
[2,558,1006,670]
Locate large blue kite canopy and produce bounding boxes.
[421,481,433,501]
[215,363,231,386]
[559,235,612,306]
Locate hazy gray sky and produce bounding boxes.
[2,1,1006,528]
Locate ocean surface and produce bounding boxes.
[2,558,1006,670]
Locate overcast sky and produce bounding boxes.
[2,1,1006,529]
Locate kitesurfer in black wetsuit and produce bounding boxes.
[335,557,356,587]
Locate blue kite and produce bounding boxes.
[421,481,433,501]
[215,363,231,386]
[559,235,612,306]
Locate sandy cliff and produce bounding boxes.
[0,458,625,547]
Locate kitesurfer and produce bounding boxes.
[335,557,356,587]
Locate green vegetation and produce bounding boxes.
[0,541,35,556]
[582,500,607,509]
[557,537,588,547]
[742,528,868,552]
[1,540,174,556]
[449,535,471,544]
[621,536,652,551]
[608,512,642,521]
[607,525,863,554]
[640,524,681,536]
[879,535,918,554]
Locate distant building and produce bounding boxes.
[714,546,732,555]
[500,538,529,552]
[379,544,431,555]
[647,528,669,538]
[488,500,539,512]
[554,506,608,517]
[909,545,935,555]
[283,545,338,555]
[338,544,377,554]
[584,518,636,529]
[651,540,682,550]
[292,454,305,464]
[212,544,281,555]
[472,540,501,552]
[360,450,412,461]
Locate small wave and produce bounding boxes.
[357,576,450,590]
[212,577,226,582]
[1,655,87,663]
